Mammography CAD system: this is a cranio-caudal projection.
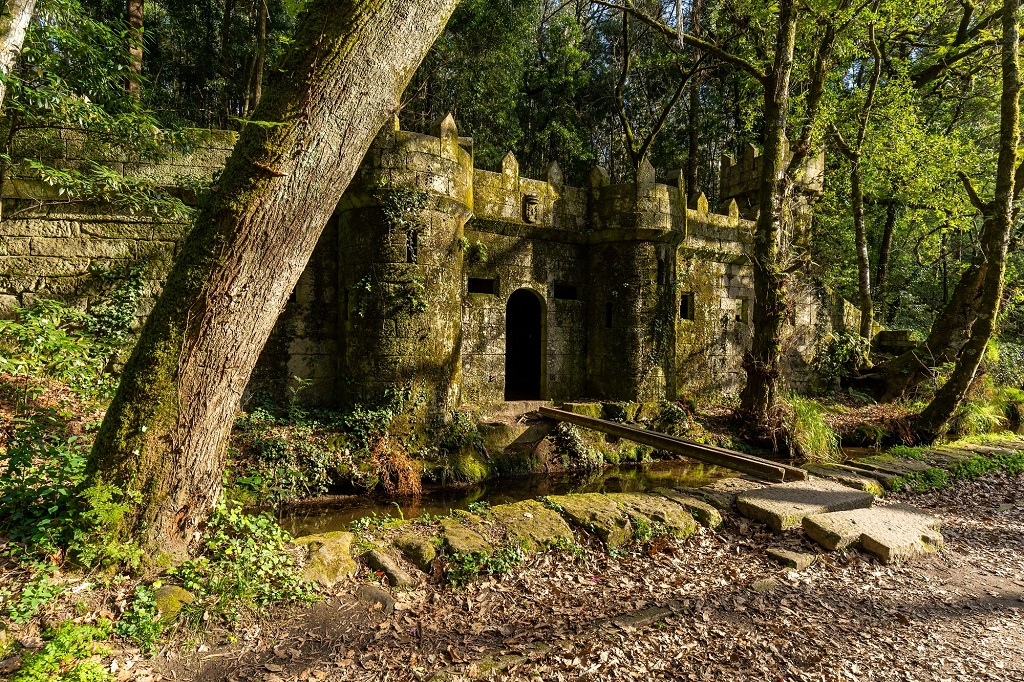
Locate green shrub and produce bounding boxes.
[170,505,317,623]
[552,423,603,470]
[787,396,841,463]
[443,544,525,587]
[990,341,1024,388]
[947,400,1005,439]
[12,619,112,682]
[114,585,162,653]
[814,332,870,385]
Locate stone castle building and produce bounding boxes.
[0,116,831,412]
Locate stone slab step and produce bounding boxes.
[848,455,935,475]
[735,480,875,532]
[802,503,943,564]
[802,464,885,496]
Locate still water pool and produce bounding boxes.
[275,459,734,537]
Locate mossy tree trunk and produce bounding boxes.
[0,0,35,108]
[737,0,797,427]
[86,0,461,561]
[917,0,1020,436]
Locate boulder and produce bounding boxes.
[354,584,396,614]
[766,547,817,570]
[363,548,417,588]
[440,517,492,555]
[606,493,698,538]
[292,531,358,587]
[653,488,723,529]
[490,499,574,553]
[153,585,194,621]
[546,493,632,548]
[393,534,437,571]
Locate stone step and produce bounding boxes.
[801,463,885,496]
[802,503,943,564]
[735,480,876,532]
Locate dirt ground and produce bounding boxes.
[141,470,1024,682]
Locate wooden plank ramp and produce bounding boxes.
[538,406,808,483]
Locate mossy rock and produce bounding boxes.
[393,534,437,571]
[153,585,194,622]
[440,517,492,555]
[546,493,632,548]
[653,488,723,529]
[292,531,358,587]
[565,402,603,419]
[490,499,574,553]
[479,421,528,456]
[607,493,697,538]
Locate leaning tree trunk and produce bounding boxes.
[917,0,1020,437]
[851,163,874,341]
[738,0,798,428]
[86,0,462,562]
[0,0,35,109]
[874,201,897,322]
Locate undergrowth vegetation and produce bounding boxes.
[785,396,842,463]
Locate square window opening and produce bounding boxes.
[553,284,578,300]
[468,277,496,295]
[679,293,694,320]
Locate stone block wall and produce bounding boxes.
[2,119,836,410]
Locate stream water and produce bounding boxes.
[275,459,735,537]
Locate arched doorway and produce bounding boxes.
[505,289,544,400]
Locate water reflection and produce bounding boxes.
[275,459,732,537]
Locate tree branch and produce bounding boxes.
[592,0,768,82]
[958,170,990,212]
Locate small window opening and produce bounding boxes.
[736,298,750,324]
[679,292,694,321]
[553,284,578,300]
[468,277,496,294]
[406,231,418,263]
[605,301,613,328]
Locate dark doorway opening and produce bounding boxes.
[505,289,543,400]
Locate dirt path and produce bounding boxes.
[185,471,1024,681]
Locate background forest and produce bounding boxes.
[48,0,1023,355]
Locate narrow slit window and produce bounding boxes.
[605,301,613,328]
[406,230,418,263]
[657,258,666,286]
[468,277,496,294]
[343,288,350,320]
[553,284,578,300]
[679,292,694,321]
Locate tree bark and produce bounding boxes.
[851,166,874,339]
[218,0,238,125]
[918,0,1020,436]
[127,0,143,97]
[874,201,897,320]
[0,0,35,109]
[738,0,798,427]
[86,0,462,562]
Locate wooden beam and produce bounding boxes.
[539,406,807,482]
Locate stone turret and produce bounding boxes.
[336,114,473,415]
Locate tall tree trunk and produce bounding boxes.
[252,0,267,109]
[127,0,143,97]
[218,0,237,126]
[0,0,36,109]
[738,0,798,427]
[851,165,874,340]
[918,0,1020,436]
[874,201,897,321]
[86,0,462,562]
[685,0,701,194]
